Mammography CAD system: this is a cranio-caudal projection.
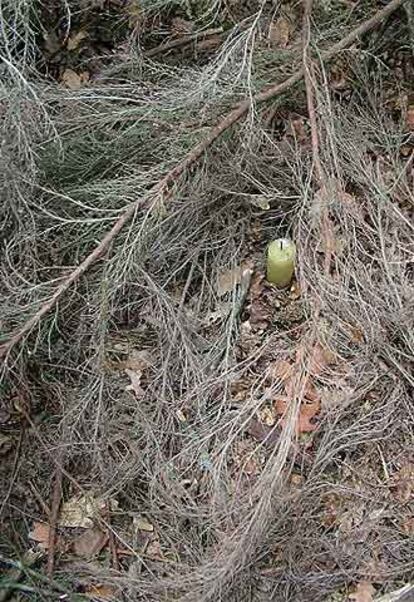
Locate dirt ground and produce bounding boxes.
[0,1,413,601]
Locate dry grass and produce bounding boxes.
[0,1,413,601]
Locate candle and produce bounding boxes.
[266,238,296,287]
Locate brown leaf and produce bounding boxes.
[28,521,51,550]
[133,516,154,532]
[145,539,163,560]
[84,584,118,601]
[402,516,414,536]
[269,359,294,383]
[246,418,278,444]
[59,494,107,528]
[269,16,291,48]
[349,581,376,602]
[73,527,108,558]
[275,399,320,433]
[67,30,88,51]
[392,463,414,504]
[406,105,414,131]
[171,17,194,36]
[125,367,145,398]
[216,265,242,296]
[257,405,277,426]
[61,69,89,90]
[306,342,336,377]
[125,0,142,30]
[0,433,14,456]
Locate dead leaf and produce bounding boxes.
[67,30,88,51]
[269,359,294,384]
[43,31,61,55]
[306,342,336,376]
[216,266,242,297]
[175,409,187,422]
[171,17,194,36]
[0,433,14,456]
[145,539,163,560]
[406,105,414,131]
[269,16,291,48]
[125,0,142,29]
[349,581,376,602]
[84,584,118,601]
[61,69,89,90]
[73,527,108,557]
[124,349,152,372]
[28,522,51,550]
[391,463,414,504]
[133,515,154,532]
[125,368,145,398]
[249,196,270,210]
[59,494,105,528]
[275,398,320,433]
[402,516,414,536]
[246,418,278,444]
[257,405,277,427]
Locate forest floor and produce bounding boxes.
[0,1,413,601]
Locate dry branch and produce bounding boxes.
[145,27,224,58]
[47,462,63,578]
[0,0,405,360]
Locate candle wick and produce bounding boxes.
[280,240,283,250]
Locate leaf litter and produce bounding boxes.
[1,1,413,601]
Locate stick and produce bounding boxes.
[301,0,334,275]
[0,0,405,360]
[302,0,324,185]
[145,27,224,58]
[47,462,63,578]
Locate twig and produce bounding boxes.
[47,461,63,578]
[146,27,224,58]
[375,584,414,602]
[0,0,405,361]
[0,552,42,602]
[302,0,323,185]
[105,502,120,571]
[302,0,334,276]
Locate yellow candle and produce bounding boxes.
[266,238,296,287]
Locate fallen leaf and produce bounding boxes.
[59,494,105,528]
[145,538,163,560]
[249,196,270,210]
[406,105,414,131]
[125,368,145,398]
[61,69,89,90]
[257,405,277,426]
[175,409,187,422]
[289,117,307,143]
[216,266,242,297]
[306,342,336,377]
[67,30,88,51]
[73,527,108,558]
[84,584,118,601]
[269,359,294,383]
[349,581,376,602]
[28,522,51,550]
[43,31,61,55]
[402,517,414,536]
[171,17,194,35]
[124,349,152,372]
[275,398,320,433]
[246,418,278,444]
[391,463,414,504]
[133,516,154,532]
[0,433,14,456]
[269,16,291,48]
